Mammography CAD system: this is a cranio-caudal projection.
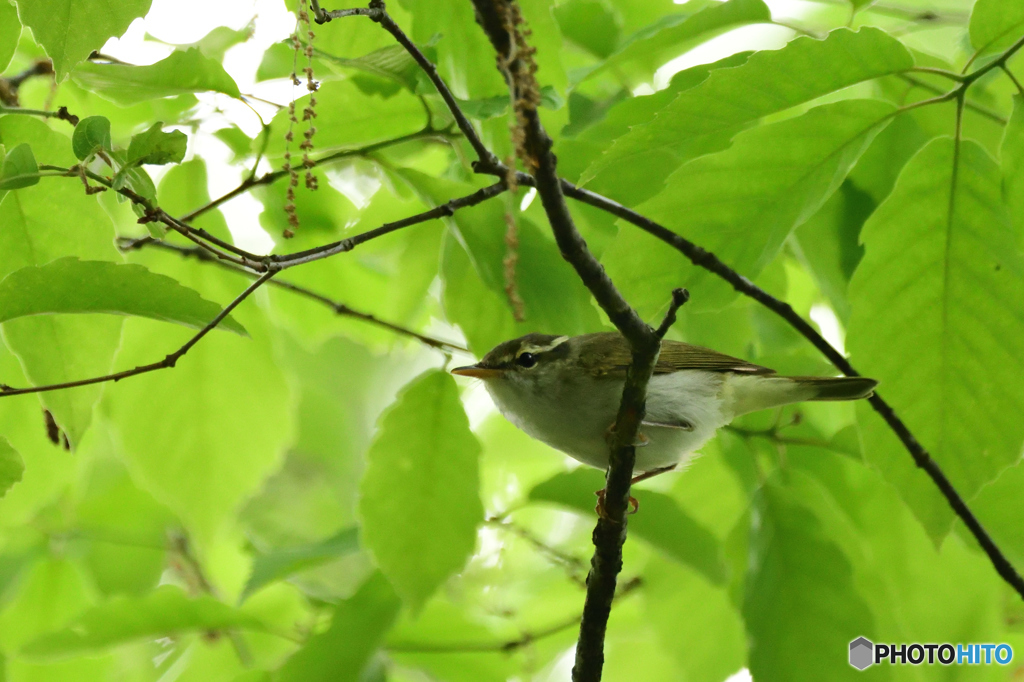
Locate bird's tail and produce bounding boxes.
[726,374,877,417]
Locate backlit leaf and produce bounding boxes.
[602,99,894,315]
[0,115,122,449]
[71,48,240,106]
[22,586,266,657]
[0,142,39,190]
[969,0,1024,57]
[13,0,151,80]
[582,27,913,206]
[358,370,482,610]
[530,468,728,585]
[0,258,246,335]
[241,527,360,603]
[277,572,401,682]
[0,437,23,498]
[126,122,187,166]
[848,138,1024,540]
[71,115,111,161]
[744,479,877,681]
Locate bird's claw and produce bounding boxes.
[602,422,650,448]
[594,489,639,520]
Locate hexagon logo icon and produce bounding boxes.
[850,637,874,670]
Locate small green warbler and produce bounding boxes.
[453,332,876,476]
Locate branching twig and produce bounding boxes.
[0,271,276,398]
[119,237,468,353]
[180,127,449,222]
[486,518,589,586]
[312,0,500,170]
[896,74,1006,124]
[465,4,693,679]
[268,181,506,267]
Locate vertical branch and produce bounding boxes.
[467,2,677,678]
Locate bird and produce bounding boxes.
[452,332,876,484]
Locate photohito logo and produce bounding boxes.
[849,637,1013,670]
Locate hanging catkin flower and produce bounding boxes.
[299,0,319,191]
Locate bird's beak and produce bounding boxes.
[451,364,503,379]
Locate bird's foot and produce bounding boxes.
[594,489,639,520]
[602,422,650,447]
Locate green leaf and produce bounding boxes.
[277,572,401,682]
[1001,95,1024,251]
[126,122,187,166]
[264,80,425,157]
[71,115,112,161]
[0,437,23,499]
[0,142,39,190]
[0,0,21,73]
[792,181,874,322]
[603,99,894,316]
[0,258,247,335]
[643,555,746,681]
[241,527,360,603]
[213,125,254,161]
[554,0,620,58]
[104,265,292,544]
[0,115,122,449]
[399,0,506,99]
[0,557,96,652]
[848,138,1024,540]
[12,0,152,81]
[177,23,254,62]
[21,586,266,657]
[588,0,771,86]
[969,0,1024,57]
[358,370,483,610]
[530,468,728,585]
[558,51,752,181]
[316,43,423,92]
[743,479,877,681]
[71,48,240,106]
[582,27,914,206]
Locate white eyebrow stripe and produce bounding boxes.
[521,336,570,354]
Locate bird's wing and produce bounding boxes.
[576,333,774,377]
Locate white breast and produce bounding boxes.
[484,370,731,473]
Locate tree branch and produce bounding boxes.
[0,271,276,398]
[464,3,693,679]
[119,237,468,353]
[268,181,507,268]
[312,0,500,170]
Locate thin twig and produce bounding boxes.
[119,237,468,353]
[1002,65,1024,97]
[387,577,642,654]
[313,0,500,170]
[0,272,276,398]
[268,181,507,268]
[180,127,447,222]
[0,104,79,125]
[486,518,589,587]
[896,74,1006,124]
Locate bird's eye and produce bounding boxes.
[516,352,536,368]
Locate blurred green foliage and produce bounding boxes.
[1,0,1024,680]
